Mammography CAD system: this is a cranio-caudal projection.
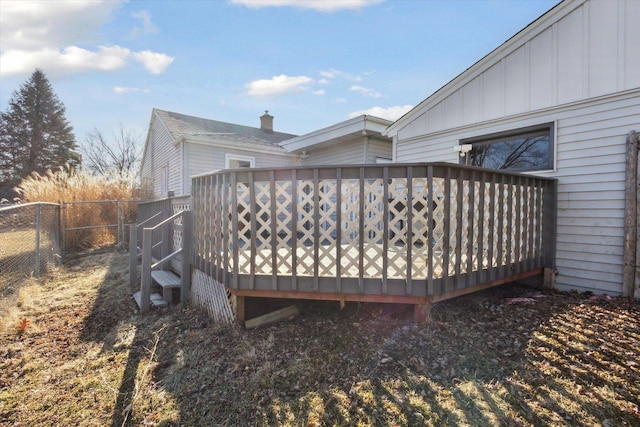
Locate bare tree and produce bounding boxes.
[82,126,144,177]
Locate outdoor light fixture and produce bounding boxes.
[454,144,473,157]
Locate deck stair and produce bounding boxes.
[129,209,192,313]
[151,270,181,304]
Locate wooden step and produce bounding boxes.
[151,270,181,288]
[133,291,168,309]
[151,270,181,304]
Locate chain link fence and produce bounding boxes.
[0,203,61,298]
[61,199,139,254]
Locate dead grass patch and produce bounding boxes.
[1,251,638,426]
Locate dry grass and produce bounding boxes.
[14,167,149,252]
[1,251,639,426]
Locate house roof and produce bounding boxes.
[154,109,298,147]
[279,115,393,153]
[384,0,575,137]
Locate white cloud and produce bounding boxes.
[0,0,123,51]
[0,0,173,77]
[320,68,361,82]
[230,0,384,12]
[114,86,150,94]
[129,10,159,39]
[350,85,383,98]
[348,105,413,121]
[312,89,326,95]
[132,50,175,74]
[0,45,174,77]
[246,74,313,96]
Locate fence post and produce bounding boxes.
[35,204,41,278]
[60,201,65,257]
[623,130,638,297]
[140,228,152,314]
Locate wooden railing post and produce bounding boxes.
[181,211,192,303]
[140,228,152,314]
[129,224,137,286]
[542,179,558,288]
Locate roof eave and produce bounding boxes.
[281,115,393,152]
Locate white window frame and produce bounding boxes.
[225,153,255,169]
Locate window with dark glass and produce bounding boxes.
[460,123,554,172]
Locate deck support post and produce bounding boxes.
[414,301,431,324]
[234,295,246,324]
[543,267,555,289]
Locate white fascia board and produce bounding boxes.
[184,135,296,157]
[384,0,585,137]
[281,115,392,152]
[396,87,640,145]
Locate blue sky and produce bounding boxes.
[0,0,560,148]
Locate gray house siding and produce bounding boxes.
[184,141,295,194]
[389,0,640,296]
[300,141,364,166]
[395,91,639,295]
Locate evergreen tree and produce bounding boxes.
[0,69,81,187]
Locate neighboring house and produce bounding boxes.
[280,115,393,165]
[140,109,298,198]
[384,0,640,296]
[140,110,393,198]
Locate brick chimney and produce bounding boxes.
[260,110,273,133]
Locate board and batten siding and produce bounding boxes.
[184,141,295,194]
[395,91,640,295]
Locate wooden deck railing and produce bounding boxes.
[191,163,556,301]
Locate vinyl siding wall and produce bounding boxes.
[396,89,640,295]
[184,141,295,194]
[366,137,393,163]
[297,137,391,166]
[145,116,183,198]
[300,140,365,166]
[391,0,640,295]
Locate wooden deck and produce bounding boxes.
[188,163,557,321]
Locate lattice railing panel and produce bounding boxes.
[236,183,252,274]
[387,178,408,278]
[254,181,273,275]
[318,180,338,277]
[296,181,315,276]
[363,178,384,277]
[340,179,360,277]
[275,181,293,275]
[411,178,429,279]
[432,177,446,279]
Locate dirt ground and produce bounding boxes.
[1,251,639,426]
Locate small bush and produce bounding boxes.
[16,167,152,252]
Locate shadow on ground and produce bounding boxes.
[75,251,640,426]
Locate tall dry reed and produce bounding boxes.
[16,167,151,252]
